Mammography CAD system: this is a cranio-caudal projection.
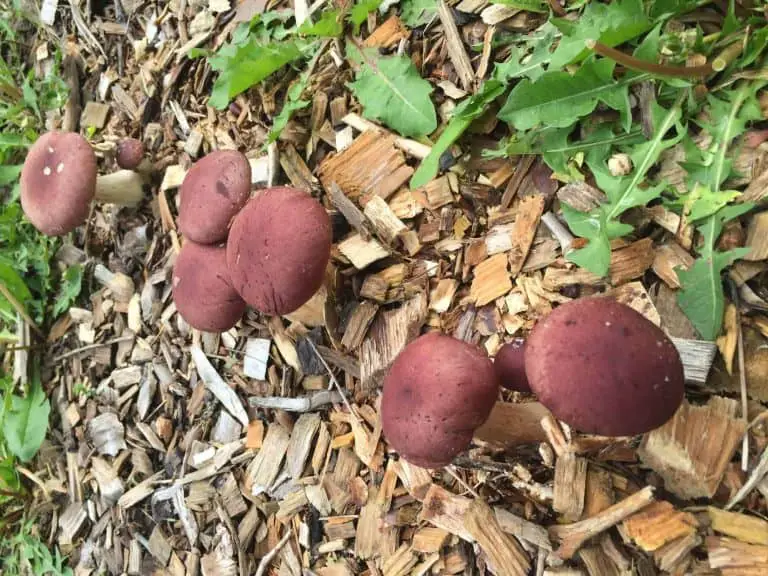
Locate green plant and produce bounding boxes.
[0,519,72,576]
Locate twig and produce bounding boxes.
[306,338,360,425]
[437,0,475,90]
[248,390,342,411]
[216,496,247,576]
[541,212,574,255]
[732,288,749,471]
[254,528,293,576]
[51,336,135,362]
[446,466,480,498]
[0,283,43,338]
[586,39,713,77]
[549,486,655,559]
[725,445,768,510]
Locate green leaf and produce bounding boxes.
[266,74,312,146]
[562,93,686,276]
[683,182,741,223]
[53,264,82,317]
[400,0,437,27]
[207,39,308,109]
[3,381,50,463]
[349,0,381,35]
[499,57,638,132]
[676,245,752,340]
[549,0,652,69]
[348,46,436,138]
[488,0,546,13]
[0,164,22,186]
[0,133,28,149]
[299,10,344,37]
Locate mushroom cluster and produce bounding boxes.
[171,151,331,332]
[381,297,685,469]
[20,131,145,236]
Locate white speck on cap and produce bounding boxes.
[605,321,611,327]
[47,146,54,154]
[43,166,51,176]
[56,162,64,173]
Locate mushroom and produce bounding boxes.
[381,332,500,469]
[116,138,145,170]
[20,131,144,236]
[172,240,246,332]
[177,150,251,244]
[226,186,331,316]
[494,338,531,393]
[525,297,685,437]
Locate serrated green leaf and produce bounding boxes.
[683,182,741,223]
[549,0,652,69]
[348,46,436,139]
[562,93,685,277]
[207,39,309,109]
[400,0,437,27]
[488,0,546,13]
[676,246,751,340]
[350,0,381,35]
[499,58,638,132]
[299,9,344,37]
[53,264,82,317]
[3,381,50,463]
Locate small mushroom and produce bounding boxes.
[177,150,251,244]
[226,186,331,316]
[20,131,144,236]
[493,338,531,393]
[172,241,246,332]
[525,297,685,437]
[116,138,145,170]
[381,332,500,469]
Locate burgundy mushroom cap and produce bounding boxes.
[525,297,685,437]
[226,186,331,316]
[172,240,246,332]
[20,131,97,236]
[177,150,251,244]
[494,339,531,393]
[116,138,144,170]
[381,332,500,469]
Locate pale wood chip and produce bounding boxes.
[464,499,531,576]
[244,424,291,496]
[619,501,698,552]
[285,413,321,479]
[191,346,249,427]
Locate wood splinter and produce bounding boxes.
[549,485,656,559]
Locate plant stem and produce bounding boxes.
[586,39,713,77]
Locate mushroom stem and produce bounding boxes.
[94,170,144,205]
[93,263,135,302]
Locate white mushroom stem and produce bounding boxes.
[93,263,135,303]
[94,170,144,205]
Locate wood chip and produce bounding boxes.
[337,233,390,269]
[244,423,290,496]
[619,501,698,552]
[88,412,127,456]
[508,195,545,276]
[470,253,513,306]
[707,507,768,545]
[285,413,320,479]
[744,210,768,261]
[553,452,588,522]
[638,397,746,499]
[191,346,249,427]
[464,499,531,576]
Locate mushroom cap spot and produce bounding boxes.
[524,297,685,436]
[116,138,145,170]
[381,332,499,469]
[20,131,97,236]
[177,150,251,244]
[494,339,531,393]
[171,241,247,332]
[226,186,332,316]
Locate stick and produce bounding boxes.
[254,528,293,576]
[0,284,43,338]
[541,212,574,255]
[248,391,342,412]
[549,486,655,559]
[726,445,768,510]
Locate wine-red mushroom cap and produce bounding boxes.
[226,187,331,316]
[178,150,251,244]
[381,332,500,469]
[116,138,144,170]
[494,339,531,393]
[525,297,685,437]
[172,240,246,332]
[20,131,97,236]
